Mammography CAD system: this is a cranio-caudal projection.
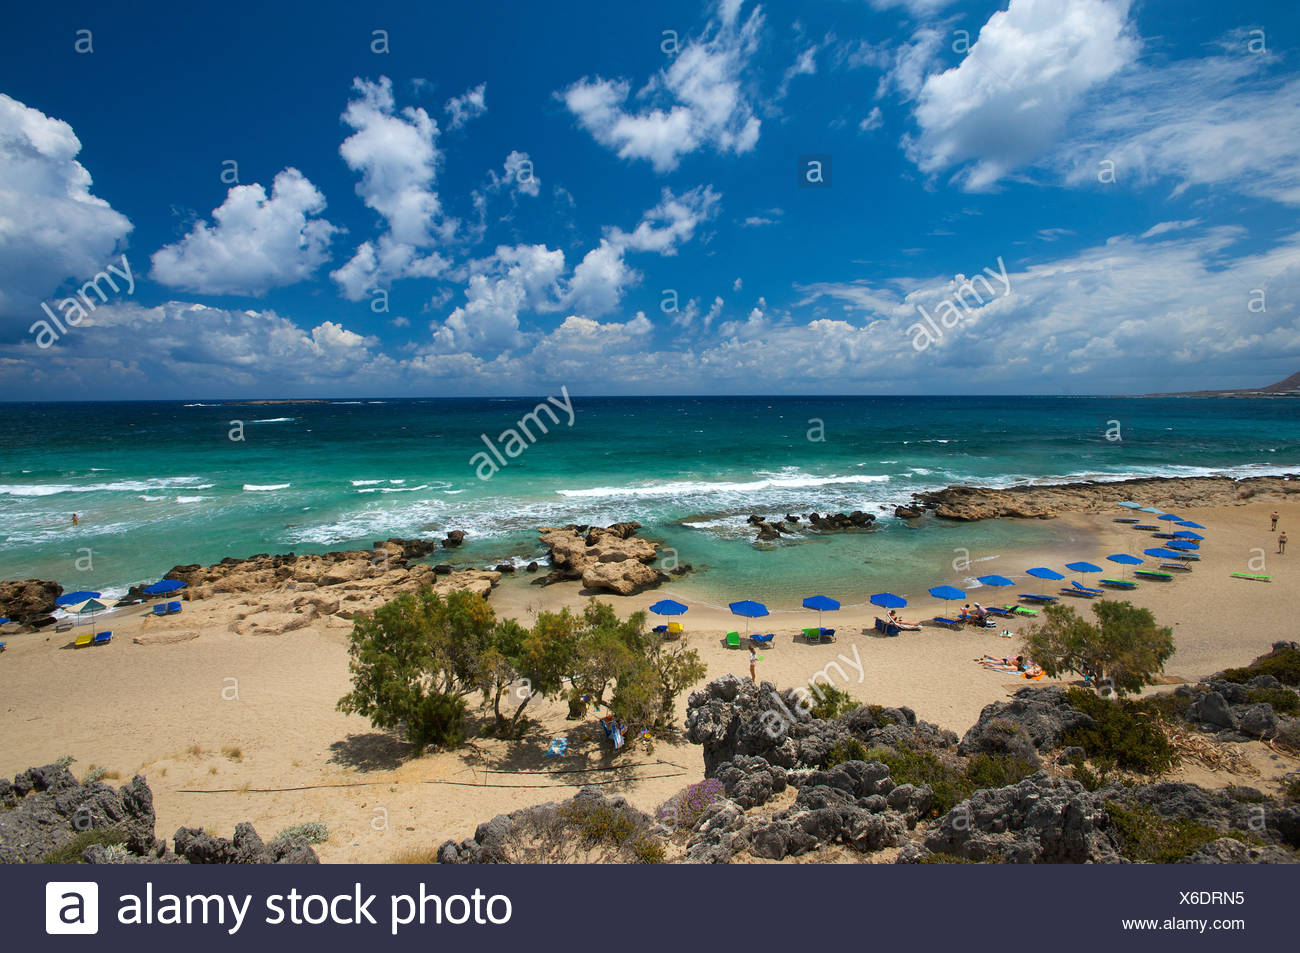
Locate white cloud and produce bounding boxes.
[868,0,956,15]
[150,168,338,295]
[777,44,819,99]
[432,243,566,353]
[1058,61,1300,206]
[1140,219,1201,239]
[444,82,487,130]
[608,186,719,254]
[741,207,783,228]
[733,277,743,291]
[332,76,455,299]
[0,93,132,323]
[859,106,884,132]
[906,0,1138,190]
[560,1,763,171]
[487,150,540,198]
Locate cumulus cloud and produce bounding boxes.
[332,76,454,299]
[0,93,132,324]
[906,0,1138,190]
[560,1,763,171]
[444,82,487,130]
[150,168,338,295]
[0,299,389,395]
[486,150,540,198]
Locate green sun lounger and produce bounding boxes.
[802,626,821,643]
[726,631,742,648]
[1100,578,1138,589]
[1230,572,1271,583]
[1134,570,1173,581]
[1000,604,1038,617]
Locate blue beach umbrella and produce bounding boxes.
[142,579,187,596]
[648,598,688,616]
[1116,501,1142,509]
[976,574,1015,587]
[1172,531,1204,541]
[729,600,769,636]
[0,617,9,625]
[870,592,907,610]
[1026,567,1065,581]
[1167,539,1199,551]
[1065,561,1103,574]
[929,585,966,602]
[1176,520,1205,530]
[1157,513,1183,528]
[802,594,841,628]
[56,590,101,606]
[1106,553,1144,578]
[1144,547,1182,559]
[1139,507,1163,514]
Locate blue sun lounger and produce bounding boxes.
[932,616,962,629]
[166,601,182,614]
[93,631,112,645]
[874,617,902,637]
[1059,586,1097,598]
[152,604,167,617]
[819,627,836,642]
[1071,580,1103,595]
[1019,593,1058,603]
[652,624,668,635]
[750,633,774,646]
[985,606,1015,617]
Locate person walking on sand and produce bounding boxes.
[748,644,758,683]
[1272,510,1279,531]
[1279,531,1288,555]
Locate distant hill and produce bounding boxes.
[1147,371,1300,397]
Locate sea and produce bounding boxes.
[1,396,1296,605]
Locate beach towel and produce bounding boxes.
[611,723,625,749]
[545,737,568,757]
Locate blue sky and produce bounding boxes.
[0,0,1297,398]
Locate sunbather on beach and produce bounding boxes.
[887,609,921,630]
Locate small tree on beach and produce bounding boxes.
[1022,600,1174,697]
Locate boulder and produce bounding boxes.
[959,685,1092,756]
[0,578,62,625]
[443,530,466,548]
[1190,691,1237,730]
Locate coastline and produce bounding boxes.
[1,478,1296,861]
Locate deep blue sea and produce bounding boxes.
[1,396,1296,601]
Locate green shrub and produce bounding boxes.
[1219,646,1300,687]
[964,752,1038,791]
[820,738,870,769]
[810,685,860,720]
[558,800,662,863]
[1105,801,1221,863]
[1245,688,1300,715]
[274,820,328,845]
[1282,776,1300,802]
[867,744,968,816]
[40,828,126,864]
[1132,692,1193,721]
[1064,688,1178,775]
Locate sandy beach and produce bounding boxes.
[0,499,1295,862]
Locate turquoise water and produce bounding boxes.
[1,396,1296,600]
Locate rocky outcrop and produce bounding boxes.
[746,511,876,543]
[959,685,1094,758]
[0,763,317,864]
[0,578,63,628]
[684,675,957,777]
[158,538,500,624]
[919,773,1123,863]
[910,474,1300,522]
[536,523,666,595]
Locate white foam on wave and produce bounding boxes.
[0,476,205,497]
[352,479,384,486]
[249,417,295,424]
[176,496,207,503]
[243,483,290,491]
[557,472,890,500]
